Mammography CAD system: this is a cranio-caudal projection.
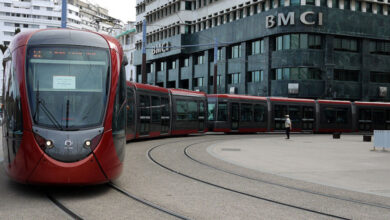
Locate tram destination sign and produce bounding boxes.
[266,11,323,29]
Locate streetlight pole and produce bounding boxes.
[141,19,147,84]
[213,38,218,94]
[61,0,67,28]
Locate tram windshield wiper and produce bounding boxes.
[33,81,64,130]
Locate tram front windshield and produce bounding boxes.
[26,46,110,130]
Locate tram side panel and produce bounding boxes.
[316,100,353,133]
[354,102,390,131]
[170,91,207,135]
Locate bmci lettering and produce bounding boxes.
[266,11,323,28]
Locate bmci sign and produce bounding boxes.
[266,11,323,28]
[152,42,171,55]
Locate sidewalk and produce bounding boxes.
[208,134,390,197]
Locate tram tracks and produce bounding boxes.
[184,142,390,211]
[146,136,389,219]
[46,193,83,220]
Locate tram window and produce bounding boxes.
[303,107,314,119]
[241,104,253,122]
[176,100,188,120]
[254,104,266,122]
[112,62,126,132]
[323,108,336,124]
[199,102,205,117]
[359,109,371,120]
[151,96,161,123]
[161,97,170,116]
[126,87,134,125]
[217,102,228,121]
[4,59,23,134]
[208,103,216,121]
[140,95,150,117]
[188,101,198,120]
[336,109,348,124]
[288,106,300,122]
[275,105,287,119]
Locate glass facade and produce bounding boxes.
[273,68,322,80]
[276,34,321,50]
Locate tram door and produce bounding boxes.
[198,101,205,131]
[139,95,150,136]
[231,103,239,130]
[161,97,170,134]
[373,110,385,130]
[302,106,315,130]
[126,87,135,137]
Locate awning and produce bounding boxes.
[115,29,136,38]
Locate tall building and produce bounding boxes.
[134,0,390,101]
[115,21,136,81]
[0,0,122,47]
[68,0,122,34]
[0,0,81,46]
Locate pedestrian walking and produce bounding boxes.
[285,115,292,139]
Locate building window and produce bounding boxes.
[4,3,11,7]
[228,73,240,84]
[279,0,284,7]
[366,2,373,13]
[290,0,301,6]
[210,75,221,86]
[334,69,359,81]
[185,1,192,10]
[230,44,242,58]
[276,34,321,50]
[371,72,390,83]
[320,0,327,7]
[369,40,390,55]
[194,77,204,87]
[253,4,258,14]
[332,0,339,8]
[33,6,40,10]
[217,48,223,60]
[344,0,351,10]
[355,1,361,11]
[248,70,264,82]
[333,37,358,52]
[377,4,383,15]
[182,57,189,67]
[273,68,322,80]
[251,39,265,55]
[195,53,205,64]
[306,0,315,5]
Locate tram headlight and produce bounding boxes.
[34,133,54,150]
[84,140,91,148]
[45,140,54,148]
[84,134,103,151]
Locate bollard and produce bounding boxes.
[333,132,341,139]
[363,134,372,142]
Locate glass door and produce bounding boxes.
[231,103,239,130]
[139,95,150,136]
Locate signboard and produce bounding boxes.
[374,130,390,149]
[53,75,76,89]
[266,11,323,29]
[152,42,171,55]
[288,83,299,94]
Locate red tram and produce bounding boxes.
[125,82,207,141]
[2,29,126,184]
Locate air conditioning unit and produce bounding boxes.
[379,87,387,97]
[288,83,299,94]
[229,86,237,94]
[195,88,200,92]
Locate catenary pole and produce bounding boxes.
[141,20,147,84]
[61,0,67,28]
[213,38,218,94]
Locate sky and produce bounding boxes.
[87,0,136,23]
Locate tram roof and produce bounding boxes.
[317,100,351,105]
[169,88,206,97]
[269,97,315,103]
[207,94,267,101]
[354,101,390,107]
[127,82,169,93]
